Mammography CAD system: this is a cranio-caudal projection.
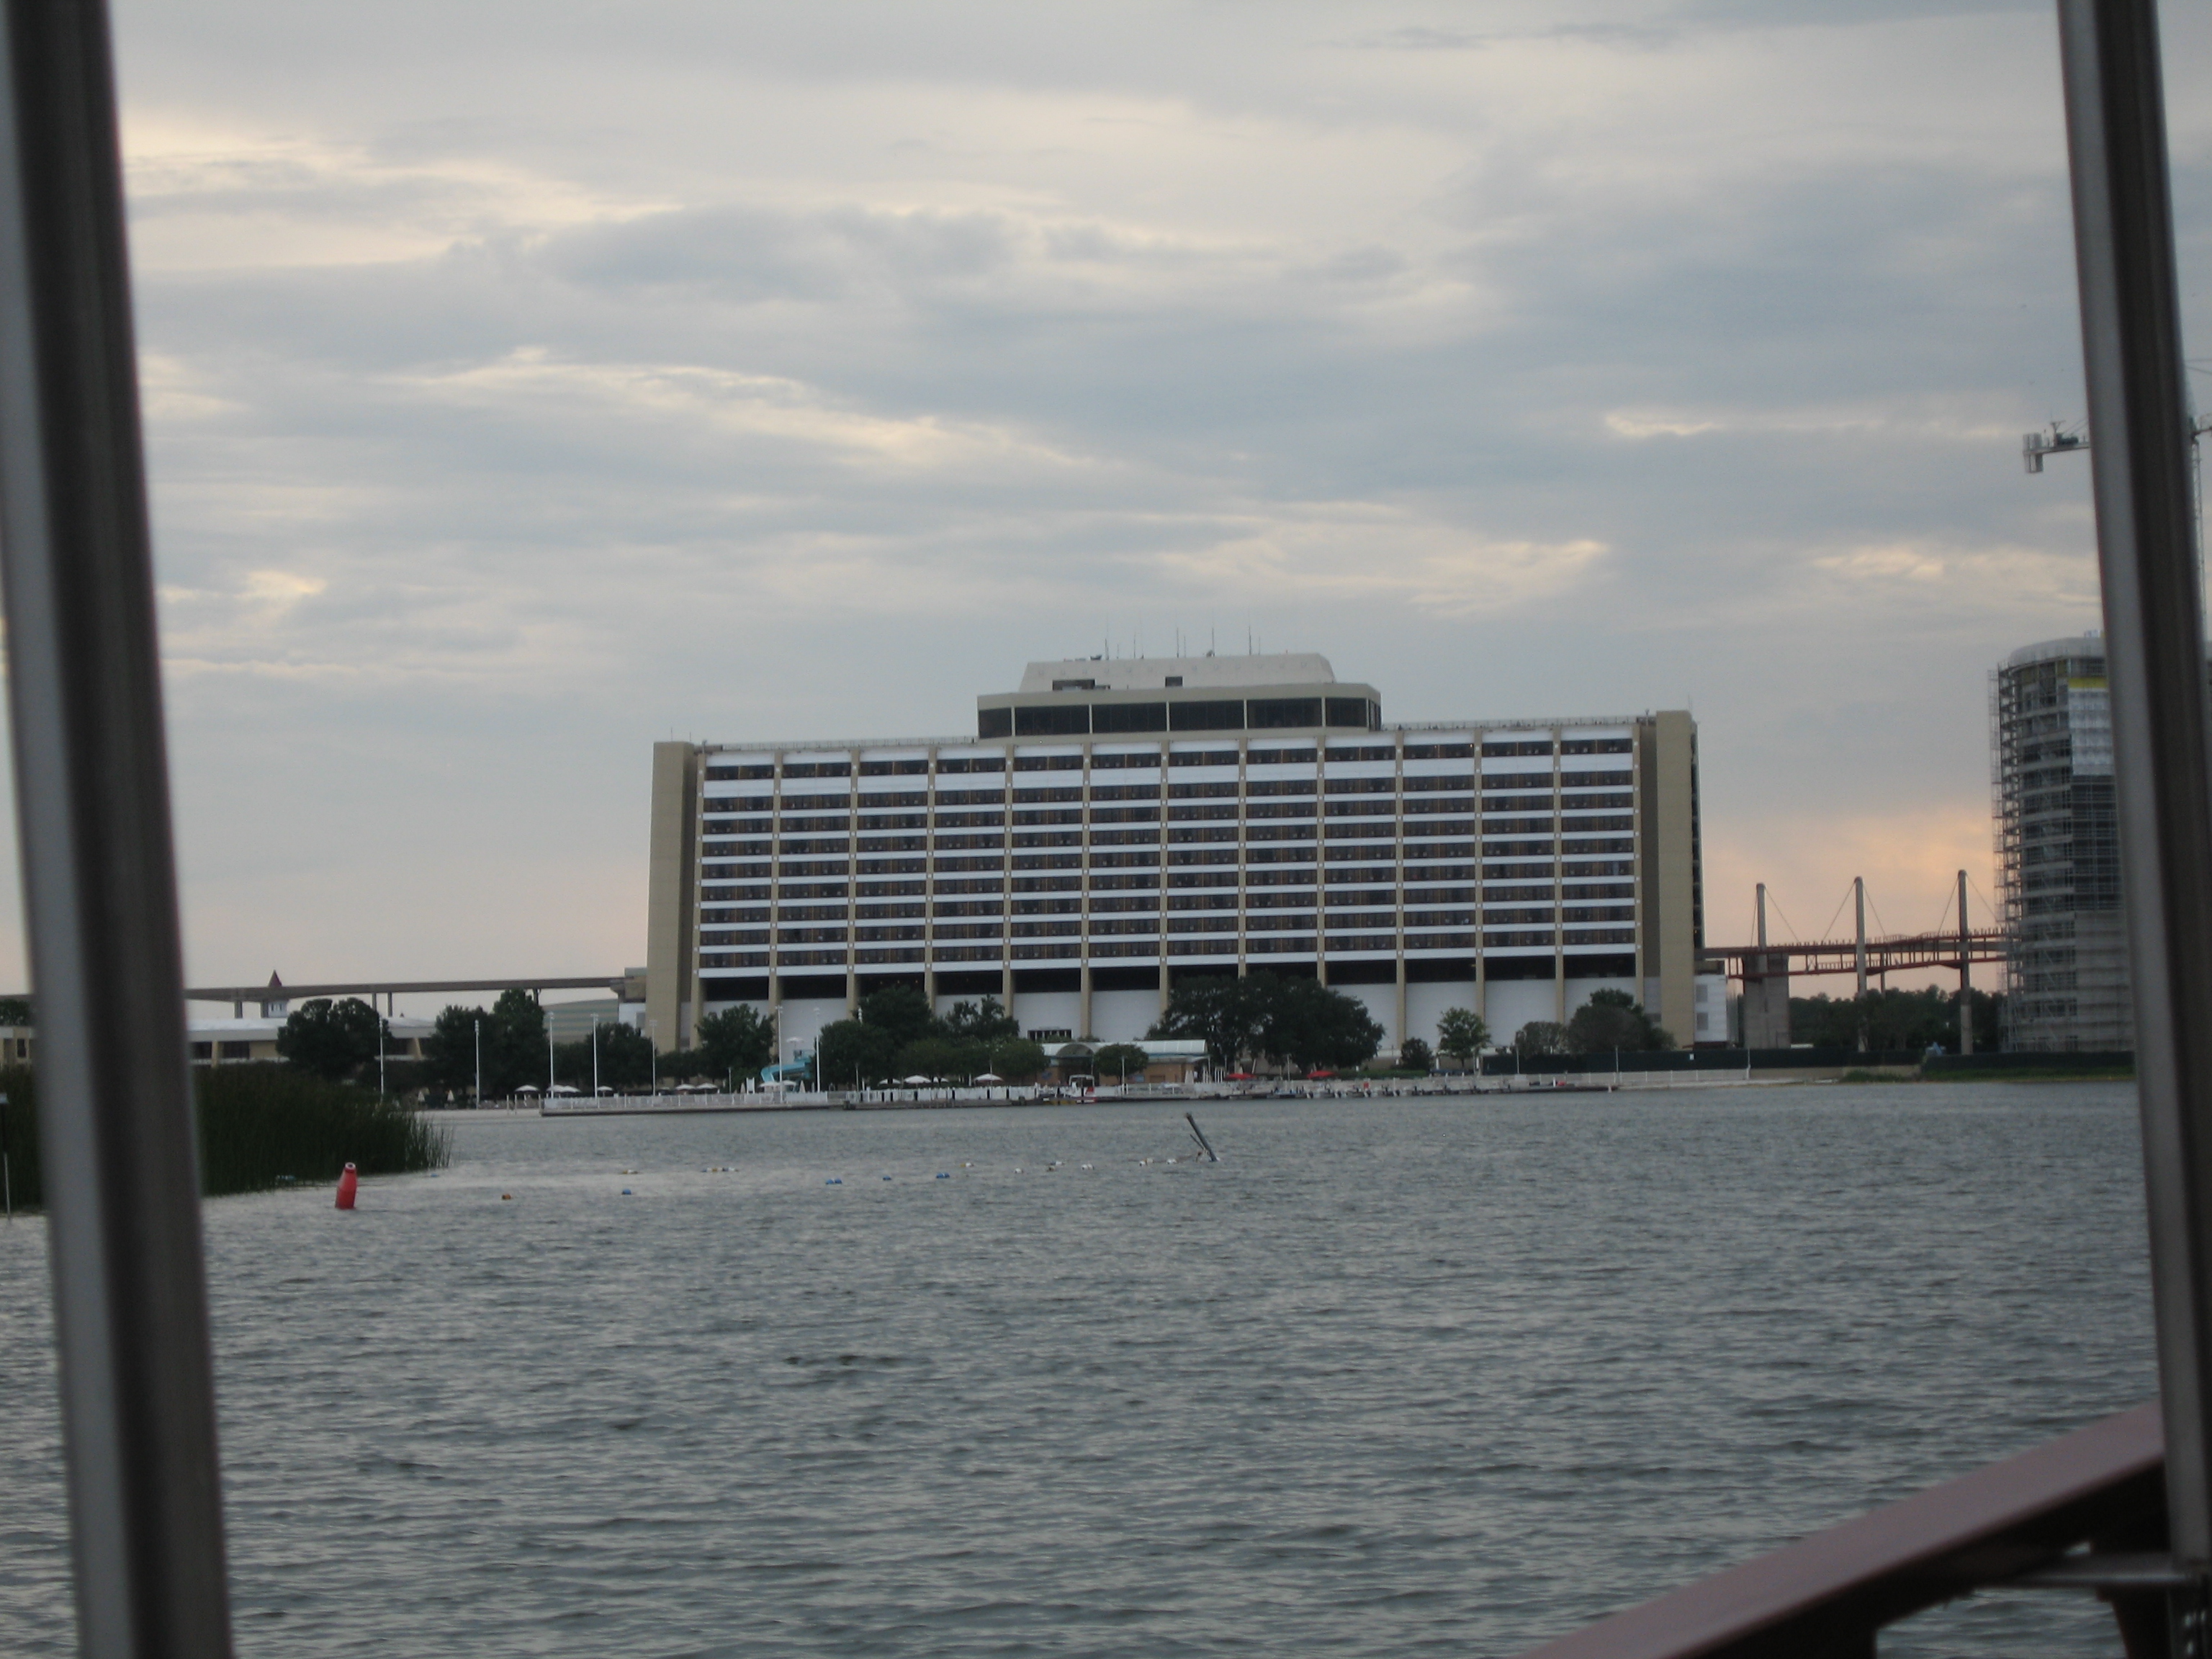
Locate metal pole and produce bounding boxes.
[1956,870,1974,1056]
[1854,878,1867,998]
[473,1017,480,1107]
[1854,877,1869,1053]
[0,0,233,1642]
[2059,0,2212,1575]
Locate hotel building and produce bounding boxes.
[1992,635,2132,1051]
[646,655,1712,1061]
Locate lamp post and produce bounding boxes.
[591,1015,599,1096]
[649,1017,657,1096]
[474,1017,482,1109]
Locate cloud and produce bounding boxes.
[0,0,2168,992]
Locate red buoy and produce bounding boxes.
[335,1163,358,1210]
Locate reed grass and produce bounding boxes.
[0,1064,448,1213]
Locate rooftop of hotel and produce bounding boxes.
[1015,652,1337,693]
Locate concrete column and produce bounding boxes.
[768,755,783,1014]
[1393,729,1406,1057]
[646,739,697,1052]
[1315,741,1329,986]
[1079,742,1093,1037]
[924,744,939,1009]
[845,757,859,1015]
[1236,737,1249,976]
[1649,711,1699,1044]
[1002,747,1015,1017]
[1475,725,1488,1027]
[1552,726,1566,1025]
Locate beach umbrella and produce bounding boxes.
[901,1074,932,1084]
[973,1073,1004,1083]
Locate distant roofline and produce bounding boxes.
[2006,634,2105,668]
[698,713,1676,754]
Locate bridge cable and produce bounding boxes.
[1818,884,1853,943]
[1765,892,1804,943]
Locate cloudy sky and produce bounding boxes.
[9,0,2208,1003]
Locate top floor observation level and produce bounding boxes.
[979,652,1381,739]
[644,656,1704,1059]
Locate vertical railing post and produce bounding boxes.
[2058,0,2212,1588]
[0,0,233,1650]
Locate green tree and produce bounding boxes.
[1150,976,1267,1070]
[696,1006,777,1084]
[1251,976,1383,1073]
[1398,1036,1433,1074]
[818,1017,898,1087]
[988,1036,1047,1082]
[857,984,937,1053]
[485,988,549,1096]
[894,1035,970,1080]
[1567,989,1672,1053]
[421,1006,484,1095]
[278,997,383,1082]
[554,1020,654,1091]
[1514,1020,1570,1055]
[1435,1008,1490,1069]
[0,997,32,1027]
[1093,1043,1150,1083]
[943,996,1020,1046]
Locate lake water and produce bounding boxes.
[0,1084,2160,1655]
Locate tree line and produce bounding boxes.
[1789,986,2003,1053]
[814,987,1047,1087]
[1146,973,1386,1074]
[1507,989,1674,1057]
[275,992,783,1098]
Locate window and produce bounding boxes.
[781,760,851,778]
[1092,701,1167,733]
[937,755,1005,774]
[1168,748,1239,766]
[1169,699,1244,730]
[219,1041,252,1060]
[1247,747,1316,765]
[1091,750,1160,769]
[1249,696,1323,728]
[1052,678,1097,691]
[1324,696,1374,729]
[1164,675,1184,687]
[1403,742,1474,760]
[978,708,1013,739]
[1012,753,1084,771]
[1483,739,1554,757]
[1326,745,1394,763]
[1015,703,1090,736]
[858,758,929,775]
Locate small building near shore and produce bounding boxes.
[186,1015,435,1065]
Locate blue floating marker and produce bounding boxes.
[881,1174,893,1182]
[936,1172,950,1179]
[621,1189,633,1195]
[826,1177,842,1185]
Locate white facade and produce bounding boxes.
[648,657,1706,1059]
